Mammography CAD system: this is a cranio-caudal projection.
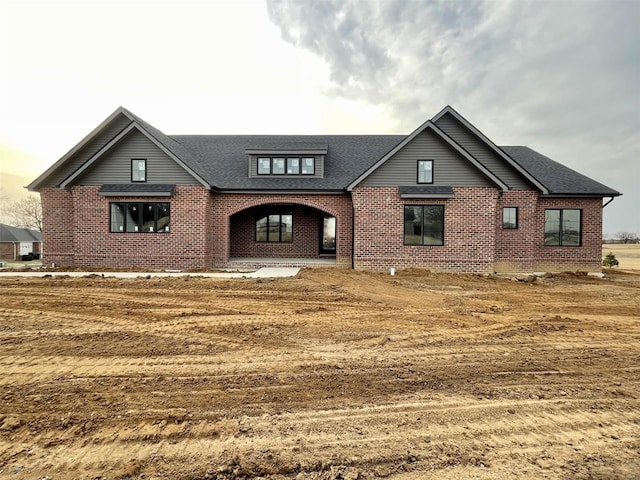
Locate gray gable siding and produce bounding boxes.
[435,113,533,190]
[46,114,132,187]
[360,129,493,187]
[75,130,199,185]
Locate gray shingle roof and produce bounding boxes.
[501,146,620,196]
[170,135,405,190]
[46,107,616,197]
[0,223,42,243]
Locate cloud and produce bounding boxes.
[266,0,640,233]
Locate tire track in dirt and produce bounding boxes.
[0,271,639,479]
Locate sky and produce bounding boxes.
[0,0,638,236]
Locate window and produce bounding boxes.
[417,160,433,184]
[544,209,581,246]
[256,213,292,242]
[131,159,146,182]
[404,205,444,245]
[301,157,315,175]
[272,157,285,175]
[287,157,300,174]
[258,156,314,176]
[502,207,518,229]
[257,157,271,175]
[110,202,170,233]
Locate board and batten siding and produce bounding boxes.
[360,129,493,187]
[46,114,133,187]
[75,130,199,185]
[434,113,533,190]
[248,155,324,178]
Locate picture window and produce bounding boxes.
[544,209,581,246]
[256,213,292,242]
[110,202,170,233]
[404,205,444,246]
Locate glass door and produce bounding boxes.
[320,215,336,254]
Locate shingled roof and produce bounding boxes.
[170,135,404,191]
[27,106,620,197]
[0,224,42,243]
[501,146,620,196]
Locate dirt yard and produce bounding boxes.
[0,268,638,480]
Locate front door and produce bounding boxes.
[320,215,336,255]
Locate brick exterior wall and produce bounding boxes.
[40,187,74,266]
[212,192,353,268]
[230,204,321,259]
[0,243,16,260]
[494,190,539,272]
[40,185,213,269]
[39,187,352,269]
[352,186,604,273]
[533,197,603,272]
[38,184,603,272]
[352,186,499,272]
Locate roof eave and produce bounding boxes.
[431,106,550,194]
[347,119,509,192]
[220,188,345,195]
[58,122,213,190]
[541,192,622,198]
[27,107,132,191]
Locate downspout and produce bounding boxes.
[351,197,355,270]
[602,196,616,208]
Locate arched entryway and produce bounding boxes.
[229,203,337,265]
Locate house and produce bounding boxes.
[27,106,620,273]
[0,223,42,261]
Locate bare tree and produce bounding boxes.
[617,232,639,244]
[1,195,42,232]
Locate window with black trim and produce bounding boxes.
[257,157,271,175]
[256,213,292,242]
[417,160,433,184]
[544,209,581,246]
[257,157,315,176]
[272,157,285,175]
[301,157,315,175]
[110,202,170,233]
[131,159,146,182]
[502,207,518,229]
[287,157,300,174]
[404,205,444,245]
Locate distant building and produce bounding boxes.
[0,223,42,260]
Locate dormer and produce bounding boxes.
[245,143,328,178]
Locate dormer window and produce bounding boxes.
[248,145,326,178]
[132,159,146,182]
[287,158,300,174]
[257,156,317,176]
[258,157,271,175]
[272,157,285,175]
[301,157,315,175]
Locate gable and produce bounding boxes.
[73,129,199,186]
[360,129,494,187]
[434,111,537,191]
[32,112,132,188]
